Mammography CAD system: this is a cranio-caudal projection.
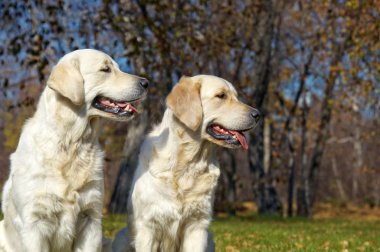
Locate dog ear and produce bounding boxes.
[166,76,203,131]
[47,58,84,105]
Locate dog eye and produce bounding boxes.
[215,93,226,99]
[100,66,111,73]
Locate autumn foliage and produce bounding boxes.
[0,0,379,217]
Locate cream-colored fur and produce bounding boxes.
[0,49,147,252]
[113,75,259,252]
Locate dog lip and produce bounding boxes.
[91,95,141,116]
[206,124,244,140]
[206,123,253,134]
[206,126,241,146]
[206,126,231,140]
[94,95,142,104]
[206,123,252,149]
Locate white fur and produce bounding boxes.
[0,49,146,252]
[113,75,257,252]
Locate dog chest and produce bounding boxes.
[160,164,220,224]
[175,162,220,199]
[8,169,103,251]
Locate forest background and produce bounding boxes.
[0,0,379,218]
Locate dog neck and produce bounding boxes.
[149,109,217,178]
[22,88,103,191]
[36,88,100,146]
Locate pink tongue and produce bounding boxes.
[100,97,112,106]
[229,130,249,150]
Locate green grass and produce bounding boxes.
[102,215,380,252]
[1,210,378,251]
[210,216,380,252]
[102,214,127,239]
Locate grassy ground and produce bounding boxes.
[102,214,380,252]
[1,209,379,251]
[210,216,380,252]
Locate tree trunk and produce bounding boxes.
[248,0,282,216]
[307,80,335,212]
[307,41,350,211]
[297,92,310,217]
[374,181,380,207]
[304,1,361,213]
[274,51,313,217]
[108,111,149,213]
[331,156,347,203]
[287,134,296,217]
[226,151,237,216]
[250,120,283,215]
[352,115,363,202]
[263,117,271,174]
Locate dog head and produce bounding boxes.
[47,49,148,121]
[166,75,260,150]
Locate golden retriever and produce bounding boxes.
[112,75,260,252]
[0,49,148,252]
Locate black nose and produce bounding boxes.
[139,78,149,89]
[251,108,261,123]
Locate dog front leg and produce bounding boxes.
[73,216,102,252]
[134,223,158,252]
[181,224,209,252]
[21,223,51,252]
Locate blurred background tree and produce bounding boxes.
[0,0,379,217]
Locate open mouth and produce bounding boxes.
[92,96,139,117]
[207,124,249,150]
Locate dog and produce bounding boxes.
[0,49,148,252]
[112,75,260,252]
